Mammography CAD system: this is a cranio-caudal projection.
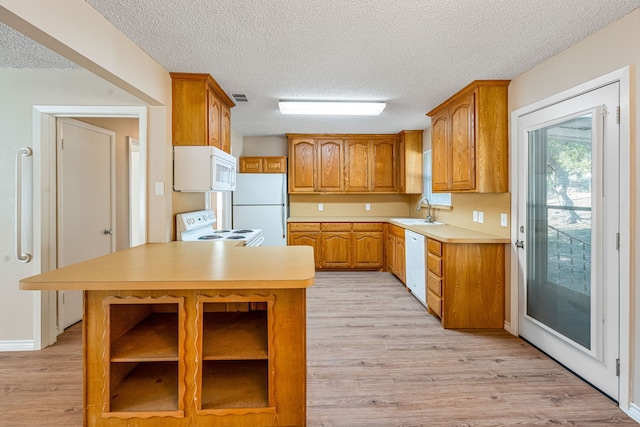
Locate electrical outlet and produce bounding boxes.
[472,210,478,222]
[318,203,324,211]
[478,211,484,224]
[365,203,371,211]
[500,213,508,227]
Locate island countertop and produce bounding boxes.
[20,242,316,291]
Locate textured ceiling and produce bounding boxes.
[4,1,640,136]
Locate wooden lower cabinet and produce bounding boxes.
[426,238,504,329]
[288,222,321,269]
[85,289,306,426]
[320,223,352,268]
[288,222,384,270]
[385,224,406,283]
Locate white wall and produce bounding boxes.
[240,136,287,156]
[508,7,640,411]
[0,69,144,344]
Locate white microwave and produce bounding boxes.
[173,146,237,192]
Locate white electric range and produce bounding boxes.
[176,210,264,246]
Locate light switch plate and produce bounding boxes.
[318,203,324,211]
[500,213,508,227]
[472,210,478,222]
[478,211,484,224]
[155,181,165,196]
[365,203,371,211]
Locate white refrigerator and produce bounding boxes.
[232,173,288,246]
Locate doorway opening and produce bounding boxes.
[31,105,147,348]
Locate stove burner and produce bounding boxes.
[214,230,231,234]
[198,235,223,240]
[226,236,246,240]
[233,229,254,234]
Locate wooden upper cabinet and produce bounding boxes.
[371,138,396,192]
[288,133,421,194]
[449,94,475,191]
[345,139,371,192]
[239,156,287,173]
[317,139,344,192]
[171,72,235,152]
[397,130,423,194]
[221,104,231,153]
[263,156,287,173]
[207,88,221,148]
[430,113,449,192]
[289,138,316,192]
[427,80,509,193]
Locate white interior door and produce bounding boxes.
[57,118,115,329]
[516,83,620,399]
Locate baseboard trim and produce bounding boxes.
[626,402,640,423]
[504,320,516,336]
[0,340,36,352]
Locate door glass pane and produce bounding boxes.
[526,114,592,350]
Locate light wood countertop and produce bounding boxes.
[20,242,315,291]
[287,216,509,244]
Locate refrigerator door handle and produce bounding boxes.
[282,176,287,239]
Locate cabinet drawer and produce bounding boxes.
[427,272,442,297]
[353,222,383,232]
[427,291,442,318]
[427,238,442,256]
[288,222,320,232]
[427,253,442,276]
[321,222,352,232]
[387,224,405,238]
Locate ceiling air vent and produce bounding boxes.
[232,93,248,102]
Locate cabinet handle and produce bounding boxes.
[15,147,33,263]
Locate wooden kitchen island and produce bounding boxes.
[20,242,315,427]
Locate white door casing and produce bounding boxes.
[57,118,116,329]
[513,76,625,402]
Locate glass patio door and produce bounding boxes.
[516,82,619,400]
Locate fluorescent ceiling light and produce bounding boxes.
[278,100,386,116]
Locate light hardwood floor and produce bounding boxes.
[0,271,634,426]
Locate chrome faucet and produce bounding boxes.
[416,196,434,223]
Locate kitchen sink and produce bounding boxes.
[391,218,445,226]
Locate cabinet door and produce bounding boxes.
[239,157,263,173]
[431,113,450,192]
[353,231,383,269]
[398,130,423,194]
[317,139,344,192]
[395,236,406,283]
[344,139,370,192]
[207,88,221,148]
[172,79,208,146]
[288,231,321,269]
[263,157,287,173]
[320,232,351,268]
[386,233,396,274]
[289,138,316,192]
[371,138,397,192]
[220,103,231,153]
[449,93,476,191]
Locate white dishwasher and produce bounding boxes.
[405,229,426,306]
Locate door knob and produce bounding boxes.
[103,229,113,235]
[515,240,525,249]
